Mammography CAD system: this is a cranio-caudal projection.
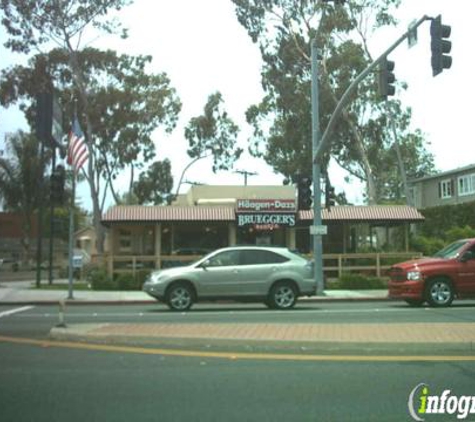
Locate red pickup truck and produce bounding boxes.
[388,238,475,307]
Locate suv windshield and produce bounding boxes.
[433,240,469,259]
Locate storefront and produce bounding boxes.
[100,185,425,276]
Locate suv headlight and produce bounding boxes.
[407,271,422,281]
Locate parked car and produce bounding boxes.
[143,246,316,311]
[388,238,475,307]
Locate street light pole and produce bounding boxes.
[311,39,325,295]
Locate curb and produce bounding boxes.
[0,294,390,306]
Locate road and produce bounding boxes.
[1,301,475,421]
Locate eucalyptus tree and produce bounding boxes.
[0,1,181,250]
[184,91,242,173]
[232,0,435,204]
[132,159,174,205]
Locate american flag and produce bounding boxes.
[67,116,88,174]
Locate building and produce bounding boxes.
[409,164,475,209]
[100,185,424,277]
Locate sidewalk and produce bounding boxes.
[0,279,388,305]
[50,322,475,353]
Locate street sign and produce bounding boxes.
[72,255,83,269]
[310,225,328,235]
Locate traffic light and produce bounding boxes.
[378,56,395,99]
[430,15,452,77]
[50,165,65,205]
[325,183,336,209]
[297,177,312,210]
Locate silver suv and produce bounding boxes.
[143,246,316,311]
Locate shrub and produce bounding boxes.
[410,236,445,257]
[86,266,115,290]
[333,273,386,290]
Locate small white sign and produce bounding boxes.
[72,255,83,269]
[310,225,328,235]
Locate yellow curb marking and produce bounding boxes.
[1,335,475,362]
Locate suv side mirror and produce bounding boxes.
[460,251,475,262]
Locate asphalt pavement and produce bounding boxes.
[0,278,387,305]
[2,278,475,353]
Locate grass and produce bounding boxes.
[31,282,90,291]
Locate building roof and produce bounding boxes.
[102,205,424,225]
[409,163,475,183]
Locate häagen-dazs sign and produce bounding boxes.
[236,199,296,213]
[236,199,296,230]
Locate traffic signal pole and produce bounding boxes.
[311,39,324,295]
[310,14,438,293]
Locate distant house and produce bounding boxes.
[408,164,475,209]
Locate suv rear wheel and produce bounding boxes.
[267,281,297,310]
[425,278,454,307]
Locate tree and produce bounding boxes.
[132,159,174,205]
[0,131,50,263]
[184,92,242,173]
[0,1,182,251]
[232,0,435,204]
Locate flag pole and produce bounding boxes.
[67,172,76,300]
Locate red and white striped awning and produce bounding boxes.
[102,205,424,225]
[102,206,236,225]
[299,205,424,222]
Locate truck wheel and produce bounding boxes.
[425,278,454,307]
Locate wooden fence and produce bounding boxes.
[94,251,423,279]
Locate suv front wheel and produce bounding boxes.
[267,281,298,310]
[166,282,194,311]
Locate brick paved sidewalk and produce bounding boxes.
[51,322,475,347]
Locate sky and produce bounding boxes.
[1,0,474,211]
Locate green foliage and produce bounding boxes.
[410,201,475,256]
[85,266,114,291]
[115,270,150,290]
[231,0,435,203]
[410,236,445,257]
[0,0,132,54]
[330,273,386,290]
[184,92,242,173]
[132,159,174,205]
[1,1,181,252]
[85,265,150,291]
[418,201,475,238]
[0,131,51,262]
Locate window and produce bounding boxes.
[207,250,241,267]
[458,173,475,196]
[118,229,132,253]
[438,179,453,199]
[241,250,289,265]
